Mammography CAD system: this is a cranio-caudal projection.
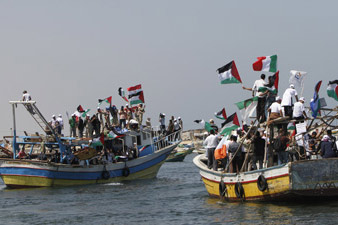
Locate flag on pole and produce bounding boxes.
[193,119,213,132]
[81,109,90,117]
[235,97,258,123]
[327,80,338,102]
[108,131,124,139]
[214,108,227,120]
[258,70,279,95]
[220,113,240,135]
[215,136,228,159]
[217,60,242,84]
[310,80,322,118]
[98,96,112,106]
[289,70,307,96]
[118,87,129,102]
[127,84,145,106]
[77,105,85,112]
[287,122,295,131]
[252,55,278,72]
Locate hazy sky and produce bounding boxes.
[0,0,337,137]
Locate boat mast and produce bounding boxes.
[11,103,17,159]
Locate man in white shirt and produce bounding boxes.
[203,129,219,169]
[243,74,267,123]
[50,115,57,128]
[22,90,31,101]
[57,114,64,135]
[267,96,283,125]
[293,97,307,121]
[281,84,298,118]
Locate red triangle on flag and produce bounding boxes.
[233,113,240,127]
[231,61,242,83]
[100,133,105,145]
[106,96,112,105]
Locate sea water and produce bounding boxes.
[1,154,338,225]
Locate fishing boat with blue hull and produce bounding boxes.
[0,101,180,188]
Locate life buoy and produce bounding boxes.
[102,170,110,180]
[235,182,245,200]
[122,167,130,177]
[257,175,268,192]
[219,180,227,198]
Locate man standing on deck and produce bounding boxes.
[242,74,267,123]
[293,97,307,121]
[252,131,265,170]
[228,135,243,173]
[209,119,218,133]
[267,96,283,126]
[57,114,64,135]
[69,114,77,137]
[203,129,219,169]
[159,113,166,134]
[281,84,298,118]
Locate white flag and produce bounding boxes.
[289,70,307,96]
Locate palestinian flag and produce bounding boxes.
[127,84,145,106]
[220,113,240,135]
[310,80,322,118]
[193,119,213,132]
[99,133,105,145]
[217,60,242,84]
[327,80,338,102]
[118,87,129,102]
[215,108,227,120]
[258,70,279,95]
[77,105,85,112]
[287,122,295,131]
[91,137,103,147]
[252,55,277,72]
[108,131,124,139]
[81,109,90,118]
[235,97,258,123]
[98,96,112,106]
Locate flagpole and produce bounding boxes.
[223,119,257,173]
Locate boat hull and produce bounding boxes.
[165,147,194,162]
[0,144,177,188]
[193,154,338,201]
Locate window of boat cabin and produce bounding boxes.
[137,135,141,145]
[142,132,147,140]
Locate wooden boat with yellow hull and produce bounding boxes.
[193,154,338,201]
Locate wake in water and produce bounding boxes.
[103,182,124,186]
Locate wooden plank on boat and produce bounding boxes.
[73,147,97,160]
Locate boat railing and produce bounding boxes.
[152,130,182,151]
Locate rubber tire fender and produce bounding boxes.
[234,182,245,200]
[219,180,227,198]
[257,175,268,192]
[122,167,130,177]
[102,170,110,180]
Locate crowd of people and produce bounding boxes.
[65,103,147,138]
[204,123,338,173]
[203,74,338,172]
